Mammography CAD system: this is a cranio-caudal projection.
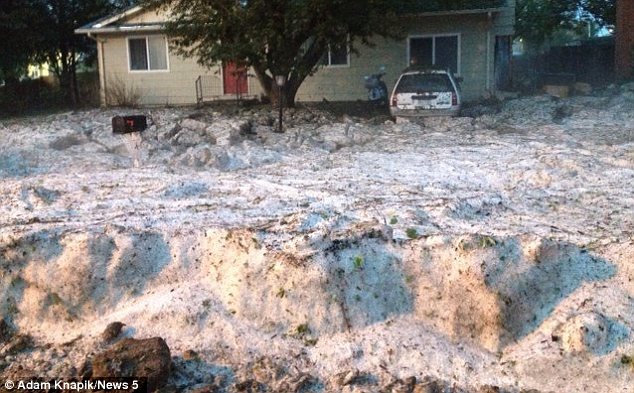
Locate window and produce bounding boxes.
[323,44,349,67]
[409,35,460,75]
[128,36,169,71]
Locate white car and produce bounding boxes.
[390,68,462,118]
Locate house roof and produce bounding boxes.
[75,4,163,34]
[398,0,505,14]
[76,1,508,35]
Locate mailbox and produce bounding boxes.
[112,115,147,134]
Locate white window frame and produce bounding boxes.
[324,44,351,68]
[407,33,461,76]
[126,35,170,73]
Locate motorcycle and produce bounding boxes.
[364,66,388,105]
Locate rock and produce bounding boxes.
[0,319,14,344]
[1,334,33,355]
[101,322,125,343]
[183,349,199,361]
[573,82,593,95]
[92,337,171,392]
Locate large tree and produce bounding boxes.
[143,0,408,106]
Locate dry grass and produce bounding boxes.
[105,74,141,107]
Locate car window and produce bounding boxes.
[395,74,453,93]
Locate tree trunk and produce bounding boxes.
[254,63,305,107]
[71,51,80,107]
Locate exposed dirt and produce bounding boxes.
[0,88,633,392]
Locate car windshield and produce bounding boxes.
[396,73,453,93]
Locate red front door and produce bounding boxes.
[223,62,248,95]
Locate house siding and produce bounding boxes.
[100,34,262,105]
[297,14,492,101]
[92,5,515,105]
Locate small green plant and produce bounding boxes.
[354,294,362,302]
[296,323,310,335]
[202,299,211,308]
[10,276,25,287]
[389,216,398,225]
[479,235,497,248]
[48,292,63,305]
[405,275,415,284]
[276,287,286,298]
[621,354,634,371]
[405,228,418,239]
[353,255,364,270]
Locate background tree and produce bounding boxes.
[0,0,48,85]
[516,0,616,51]
[582,0,616,26]
[34,0,138,105]
[143,0,407,106]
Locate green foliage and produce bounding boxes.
[516,0,616,50]
[295,323,310,335]
[1,1,137,105]
[47,292,63,305]
[621,354,634,372]
[396,0,504,13]
[389,216,398,225]
[353,255,364,270]
[0,1,48,82]
[405,228,418,239]
[479,235,497,248]
[276,287,286,298]
[0,79,65,118]
[582,0,616,25]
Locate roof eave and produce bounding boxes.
[92,5,145,28]
[75,24,164,35]
[403,7,506,17]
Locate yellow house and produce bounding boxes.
[76,2,515,107]
[26,63,51,80]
